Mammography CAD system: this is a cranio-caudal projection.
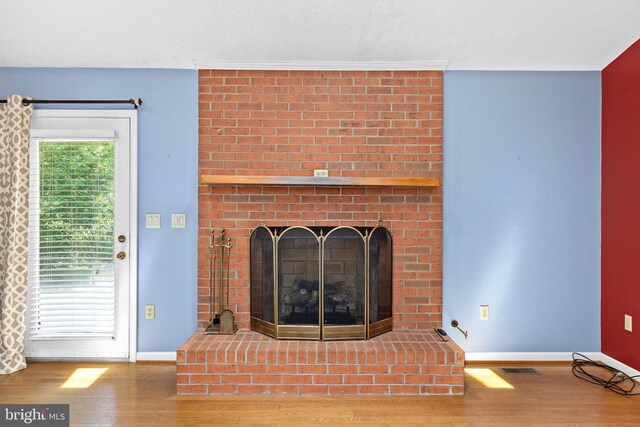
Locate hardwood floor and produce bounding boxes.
[1,361,639,426]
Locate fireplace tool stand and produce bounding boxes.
[205,229,238,335]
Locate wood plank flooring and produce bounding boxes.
[1,361,639,426]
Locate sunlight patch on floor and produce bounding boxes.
[465,368,514,389]
[61,368,108,389]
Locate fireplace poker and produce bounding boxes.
[226,236,232,310]
[209,229,217,326]
[218,230,225,314]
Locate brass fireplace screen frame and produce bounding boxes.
[250,224,393,341]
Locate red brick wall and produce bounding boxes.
[198,70,443,331]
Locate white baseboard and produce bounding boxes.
[136,351,176,361]
[465,352,640,377]
[465,352,602,362]
[598,353,640,378]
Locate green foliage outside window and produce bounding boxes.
[39,141,115,278]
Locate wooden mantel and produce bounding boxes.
[200,175,441,187]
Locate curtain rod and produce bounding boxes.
[0,98,143,109]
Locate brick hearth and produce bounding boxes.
[178,330,464,395]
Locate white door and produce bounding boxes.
[26,111,137,360]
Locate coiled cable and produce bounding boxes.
[572,352,640,397]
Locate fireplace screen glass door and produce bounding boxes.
[278,228,320,327]
[323,228,365,326]
[250,225,392,341]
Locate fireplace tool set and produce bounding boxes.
[205,229,238,335]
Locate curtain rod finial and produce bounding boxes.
[131,98,143,108]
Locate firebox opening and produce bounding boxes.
[250,225,392,341]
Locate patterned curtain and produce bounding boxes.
[0,95,33,374]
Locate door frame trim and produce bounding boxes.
[31,109,138,362]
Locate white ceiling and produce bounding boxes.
[1,0,639,70]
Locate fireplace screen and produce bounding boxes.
[250,225,392,341]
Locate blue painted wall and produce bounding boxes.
[2,68,602,354]
[0,68,198,352]
[443,71,601,352]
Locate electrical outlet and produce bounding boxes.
[625,314,632,332]
[480,305,489,320]
[145,304,155,320]
[314,169,329,177]
[146,214,160,229]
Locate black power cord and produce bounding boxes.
[571,352,640,397]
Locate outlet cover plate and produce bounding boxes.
[314,169,329,177]
[145,304,155,320]
[480,305,489,320]
[625,314,632,332]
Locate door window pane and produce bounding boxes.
[29,140,116,338]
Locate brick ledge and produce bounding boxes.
[177,329,464,395]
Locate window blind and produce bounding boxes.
[28,137,117,339]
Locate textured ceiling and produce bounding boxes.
[1,0,639,70]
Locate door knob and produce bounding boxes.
[116,251,126,260]
[118,235,126,243]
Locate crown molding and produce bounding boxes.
[192,60,449,71]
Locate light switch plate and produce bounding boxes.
[171,214,186,228]
[625,314,632,332]
[146,214,160,229]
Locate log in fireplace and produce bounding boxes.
[250,224,392,341]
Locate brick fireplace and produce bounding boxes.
[177,69,464,395]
